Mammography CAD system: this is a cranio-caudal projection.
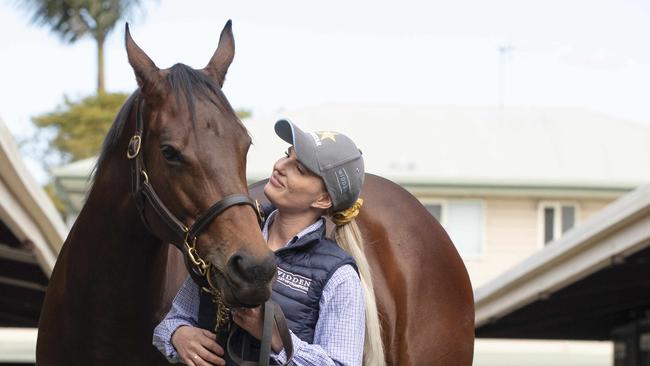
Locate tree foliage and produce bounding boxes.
[27,92,251,217]
[19,0,137,43]
[32,92,129,163]
[43,182,67,216]
[30,92,253,164]
[236,109,252,119]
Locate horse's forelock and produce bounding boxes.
[91,64,246,184]
[167,63,235,123]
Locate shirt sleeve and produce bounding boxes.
[152,276,200,363]
[272,264,365,366]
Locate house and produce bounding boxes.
[52,104,650,365]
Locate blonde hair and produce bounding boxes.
[331,199,386,366]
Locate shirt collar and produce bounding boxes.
[262,209,324,248]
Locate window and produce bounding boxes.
[423,200,484,258]
[447,201,483,258]
[425,203,443,222]
[539,202,578,246]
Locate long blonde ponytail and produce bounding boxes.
[331,199,386,366]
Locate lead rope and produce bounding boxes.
[226,301,295,366]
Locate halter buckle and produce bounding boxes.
[184,235,208,276]
[127,135,142,159]
[140,170,149,184]
[254,199,265,224]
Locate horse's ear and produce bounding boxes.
[204,20,235,87]
[125,23,167,98]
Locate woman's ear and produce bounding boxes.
[312,193,332,210]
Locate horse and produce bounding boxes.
[36,21,276,365]
[36,21,474,366]
[249,175,475,365]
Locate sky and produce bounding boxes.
[2,0,650,182]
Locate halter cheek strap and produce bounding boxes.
[127,96,262,282]
[128,95,293,366]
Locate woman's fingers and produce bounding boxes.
[173,326,226,365]
[198,329,223,355]
[192,355,211,366]
[232,311,251,331]
[183,349,224,366]
[200,329,217,338]
[192,330,224,365]
[199,334,224,356]
[181,351,201,366]
[232,307,256,325]
[197,347,226,366]
[181,355,196,366]
[233,306,265,340]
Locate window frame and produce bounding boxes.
[420,198,486,260]
[421,198,447,225]
[537,201,580,248]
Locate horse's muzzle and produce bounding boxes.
[221,249,277,307]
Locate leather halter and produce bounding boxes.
[127,96,294,365]
[127,96,262,287]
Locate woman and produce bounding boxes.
[153,119,384,366]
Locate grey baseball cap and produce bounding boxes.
[274,119,365,212]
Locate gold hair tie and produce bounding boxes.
[332,198,363,226]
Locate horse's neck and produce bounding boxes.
[62,156,167,317]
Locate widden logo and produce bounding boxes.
[277,267,312,294]
[335,167,350,194]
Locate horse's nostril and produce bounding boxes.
[227,250,276,285]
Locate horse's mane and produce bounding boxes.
[93,63,240,180]
[91,91,139,181]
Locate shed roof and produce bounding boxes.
[0,116,66,333]
[474,183,650,339]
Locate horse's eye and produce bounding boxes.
[160,145,182,163]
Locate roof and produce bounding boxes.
[50,158,95,215]
[243,104,650,188]
[0,116,66,355]
[51,104,650,213]
[474,183,650,339]
[0,117,66,271]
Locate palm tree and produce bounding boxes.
[18,0,144,94]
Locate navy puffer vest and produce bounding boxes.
[271,221,357,343]
[198,216,358,345]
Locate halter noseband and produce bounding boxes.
[127,96,262,306]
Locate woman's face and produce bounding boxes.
[264,147,331,213]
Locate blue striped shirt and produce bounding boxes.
[153,210,365,365]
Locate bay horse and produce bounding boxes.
[249,176,475,365]
[36,21,474,366]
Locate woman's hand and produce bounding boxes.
[171,325,225,366]
[232,306,284,353]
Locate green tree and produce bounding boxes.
[26,93,251,216]
[32,92,129,163]
[18,0,144,94]
[22,92,127,217]
[236,109,252,119]
[30,92,253,164]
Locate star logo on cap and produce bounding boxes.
[318,131,338,142]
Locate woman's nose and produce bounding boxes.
[275,157,288,172]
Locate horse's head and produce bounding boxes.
[124,21,275,307]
